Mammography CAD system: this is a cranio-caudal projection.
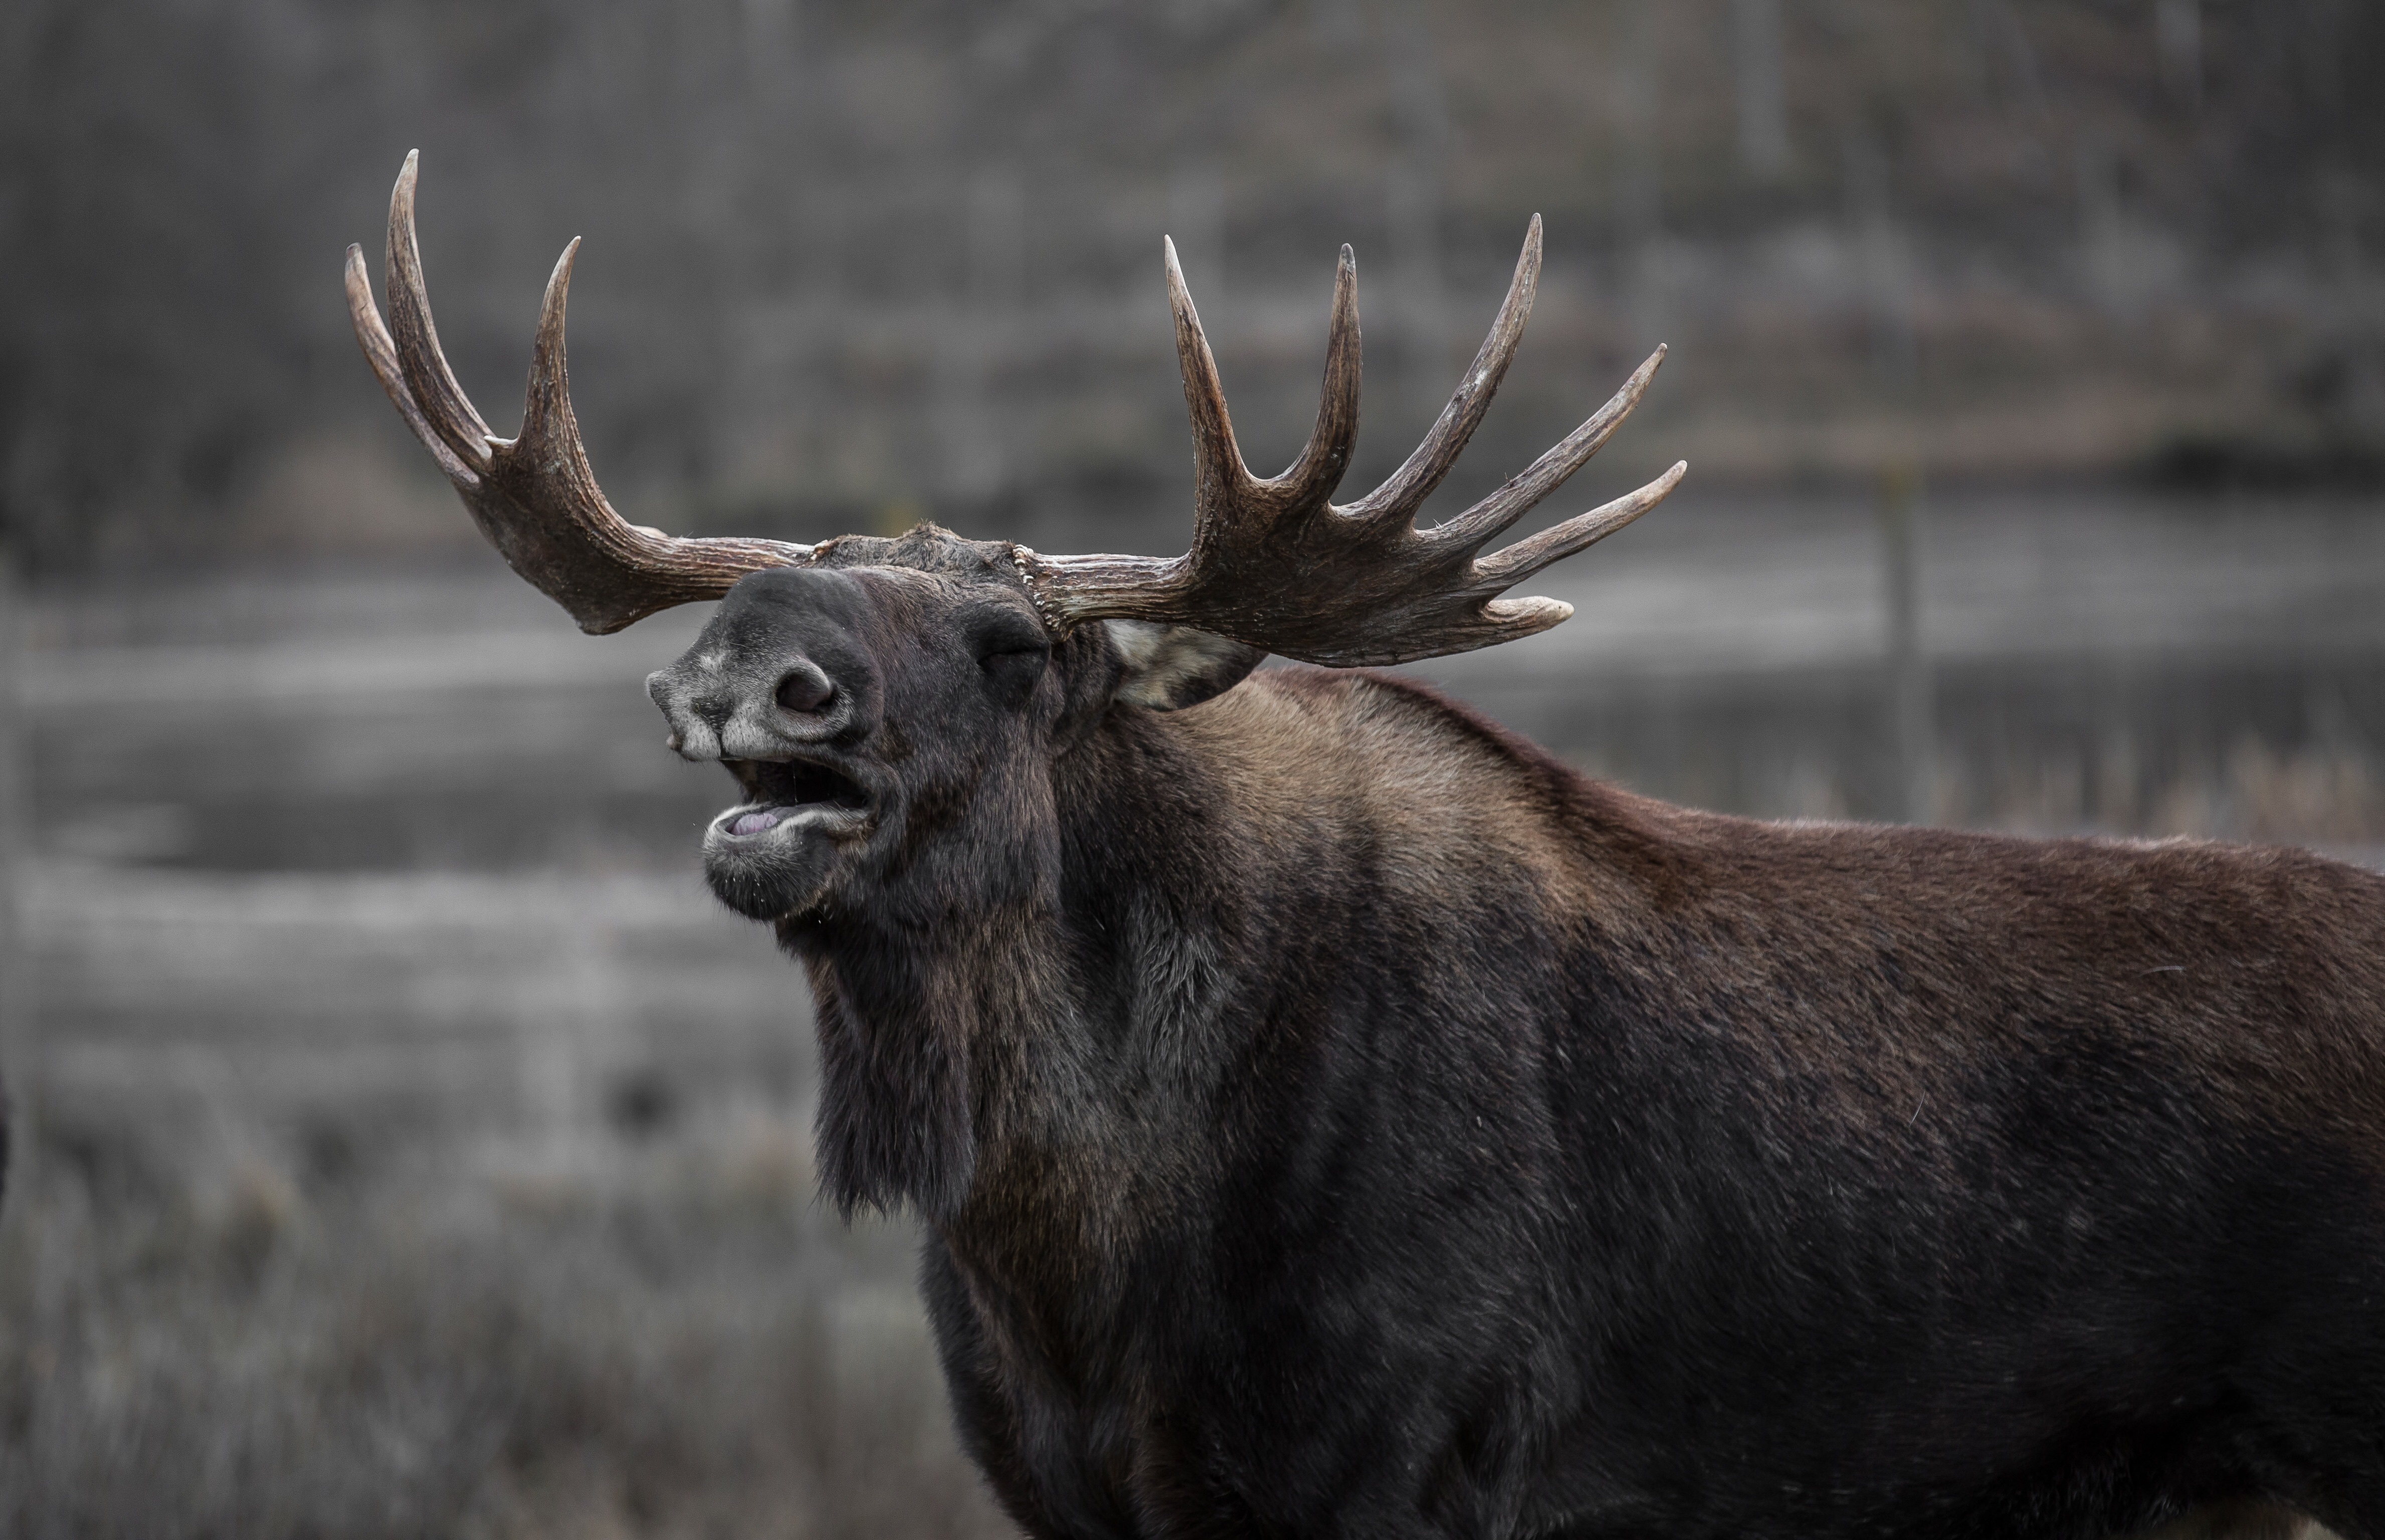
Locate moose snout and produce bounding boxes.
[648,646,857,762]
[647,557,888,762]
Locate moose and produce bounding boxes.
[349,153,2385,1540]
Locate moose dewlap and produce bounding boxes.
[351,153,2385,1540]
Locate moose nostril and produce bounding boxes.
[774,664,835,715]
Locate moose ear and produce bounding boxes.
[1104,621,1264,711]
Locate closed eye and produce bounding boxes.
[969,608,1051,671]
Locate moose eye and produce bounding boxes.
[970,610,1050,699]
[970,611,1049,666]
[980,640,1048,675]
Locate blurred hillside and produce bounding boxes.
[5,0,2382,574]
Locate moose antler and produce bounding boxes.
[346,152,814,633]
[1016,218,1685,666]
[348,154,1681,662]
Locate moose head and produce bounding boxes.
[346,152,1682,938]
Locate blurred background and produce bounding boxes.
[2,1,2382,1533]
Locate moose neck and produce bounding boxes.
[783,686,1270,1238]
[789,667,1602,1262]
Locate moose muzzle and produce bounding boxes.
[648,648,850,762]
[645,568,882,763]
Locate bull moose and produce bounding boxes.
[349,153,2385,1540]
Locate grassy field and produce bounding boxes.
[4,861,1017,1537]
[0,1113,1008,1537]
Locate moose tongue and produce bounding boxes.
[732,809,783,837]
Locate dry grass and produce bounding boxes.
[0,1111,1015,1540]
[2156,738,2385,847]
[1950,736,2385,850]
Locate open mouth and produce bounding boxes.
[716,757,873,838]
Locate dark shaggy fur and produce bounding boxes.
[644,538,2385,1540]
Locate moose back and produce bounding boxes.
[349,155,2385,1540]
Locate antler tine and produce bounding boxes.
[511,236,621,545]
[384,151,495,473]
[1169,235,1361,527]
[1019,222,1684,668]
[1428,342,1669,556]
[1268,244,1362,515]
[1341,215,1541,528]
[346,242,478,489]
[349,153,815,634]
[1446,459,1687,656]
[1474,460,1688,589]
[1165,236,1263,529]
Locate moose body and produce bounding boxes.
[349,154,2385,1538]
[724,588,2385,1540]
[929,666,2385,1540]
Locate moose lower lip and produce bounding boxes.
[732,808,788,837]
[712,798,868,842]
[718,804,818,839]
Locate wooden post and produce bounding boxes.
[0,540,31,1216]
[1880,462,1933,824]
[1383,0,1451,431]
[1617,0,1667,345]
[2155,0,2202,111]
[1732,0,1789,176]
